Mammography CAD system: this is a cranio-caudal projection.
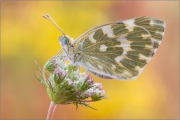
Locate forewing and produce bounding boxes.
[74,16,165,80]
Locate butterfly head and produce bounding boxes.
[59,35,77,62]
[42,14,81,64]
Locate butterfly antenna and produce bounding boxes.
[42,14,66,37]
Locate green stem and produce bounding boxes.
[46,101,57,120]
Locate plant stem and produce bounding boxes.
[46,101,57,120]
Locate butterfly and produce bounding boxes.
[43,14,165,80]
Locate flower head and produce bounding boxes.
[36,54,106,109]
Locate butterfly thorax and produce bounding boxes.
[59,35,82,65]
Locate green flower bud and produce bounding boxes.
[44,56,65,73]
[54,68,67,84]
[44,58,56,73]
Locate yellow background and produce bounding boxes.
[1,1,179,119]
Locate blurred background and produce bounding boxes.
[1,1,179,119]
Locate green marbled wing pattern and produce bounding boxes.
[74,16,165,80]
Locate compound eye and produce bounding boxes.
[63,38,68,45]
[59,36,69,46]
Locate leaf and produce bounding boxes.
[80,102,97,111]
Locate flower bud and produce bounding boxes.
[100,90,105,96]
[93,83,102,89]
[87,78,94,85]
[44,56,65,73]
[54,68,67,84]
[69,81,75,86]
[44,58,57,73]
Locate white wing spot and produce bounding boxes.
[152,38,160,42]
[117,36,132,46]
[135,66,142,71]
[97,65,103,70]
[141,34,151,39]
[115,45,121,47]
[89,32,96,43]
[123,19,135,32]
[102,25,115,38]
[139,54,149,61]
[115,56,124,63]
[118,36,126,41]
[125,25,134,32]
[123,19,135,24]
[155,30,164,36]
[145,44,152,49]
[122,70,132,78]
[117,36,132,53]
[100,44,108,52]
[111,64,116,70]
[154,49,158,53]
[90,56,99,60]
[150,20,156,26]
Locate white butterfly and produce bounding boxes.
[43,14,165,80]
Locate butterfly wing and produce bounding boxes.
[73,16,165,80]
